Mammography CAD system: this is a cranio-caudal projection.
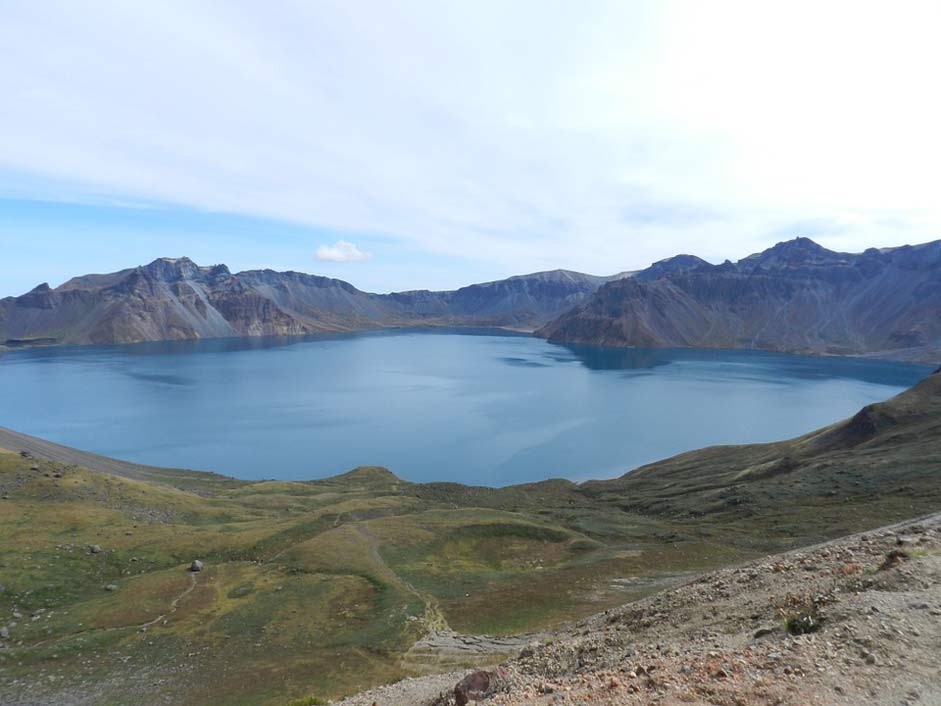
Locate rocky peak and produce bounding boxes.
[736,238,852,274]
[139,257,201,282]
[635,254,712,281]
[138,257,231,284]
[205,263,232,278]
[742,237,836,266]
[16,282,55,309]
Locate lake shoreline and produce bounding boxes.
[0,331,929,485]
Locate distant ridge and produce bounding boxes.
[537,237,941,363]
[6,237,941,361]
[0,259,630,347]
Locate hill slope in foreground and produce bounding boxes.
[0,372,940,705]
[341,514,941,706]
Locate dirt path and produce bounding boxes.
[354,524,450,633]
[17,570,200,651]
[139,571,198,629]
[339,513,941,706]
[353,524,537,672]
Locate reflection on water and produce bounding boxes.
[0,330,930,486]
[554,344,676,371]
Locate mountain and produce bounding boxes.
[632,253,711,281]
[2,370,939,705]
[538,237,941,361]
[0,259,628,347]
[9,237,941,357]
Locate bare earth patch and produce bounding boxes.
[340,514,941,706]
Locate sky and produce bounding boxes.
[1,0,940,297]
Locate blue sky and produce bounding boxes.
[2,1,940,297]
[0,197,499,295]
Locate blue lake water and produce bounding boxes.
[0,330,930,485]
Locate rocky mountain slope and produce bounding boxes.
[1,370,940,705]
[538,238,941,361]
[343,514,941,706]
[0,259,628,347]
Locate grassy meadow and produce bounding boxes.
[1,373,940,704]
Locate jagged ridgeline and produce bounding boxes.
[0,258,630,346]
[1,370,940,705]
[538,238,941,361]
[4,237,941,362]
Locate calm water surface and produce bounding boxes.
[0,330,930,485]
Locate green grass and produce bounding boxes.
[284,698,328,706]
[2,373,941,704]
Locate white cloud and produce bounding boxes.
[0,0,940,277]
[315,240,371,263]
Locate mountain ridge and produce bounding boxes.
[538,237,941,362]
[8,236,941,360]
[0,259,630,347]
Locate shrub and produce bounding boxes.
[776,593,826,635]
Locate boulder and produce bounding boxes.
[453,668,509,705]
[190,560,204,572]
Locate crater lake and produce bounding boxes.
[0,330,930,485]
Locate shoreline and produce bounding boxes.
[4,324,938,365]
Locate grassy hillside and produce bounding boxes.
[0,455,717,705]
[1,371,940,705]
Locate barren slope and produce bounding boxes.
[345,514,941,706]
[539,238,941,362]
[0,260,627,347]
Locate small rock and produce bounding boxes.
[0,626,9,640]
[104,584,118,592]
[519,640,540,658]
[89,545,102,555]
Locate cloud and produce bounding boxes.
[0,0,940,280]
[315,240,371,263]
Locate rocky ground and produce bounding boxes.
[337,513,941,706]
